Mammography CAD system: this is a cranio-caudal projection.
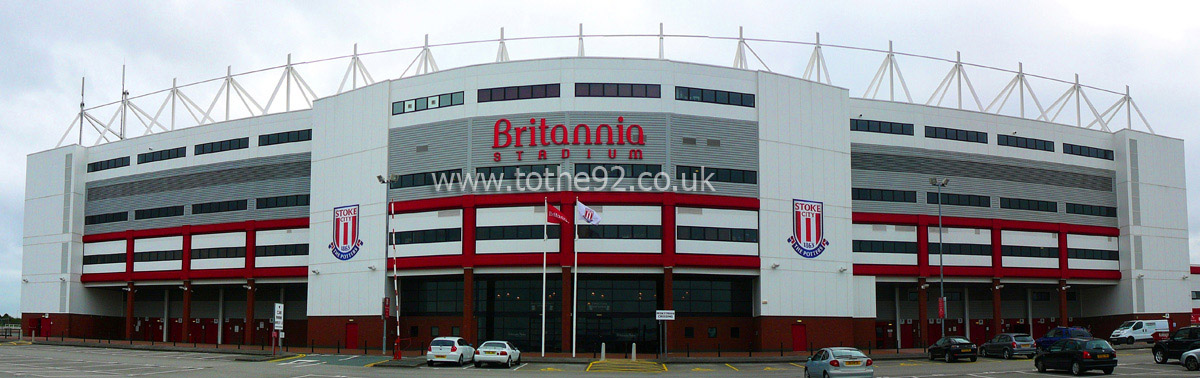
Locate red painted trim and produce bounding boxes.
[990,225,1003,278]
[391,255,465,270]
[853,212,1118,237]
[462,206,476,268]
[1068,269,1123,280]
[675,254,759,269]
[853,264,1122,280]
[80,272,126,283]
[577,253,662,266]
[854,264,921,276]
[389,192,760,215]
[1192,266,1200,275]
[84,265,308,283]
[83,218,308,243]
[473,253,565,267]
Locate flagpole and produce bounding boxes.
[541,197,547,357]
[572,196,579,357]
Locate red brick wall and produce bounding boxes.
[307,316,386,349]
[666,316,755,352]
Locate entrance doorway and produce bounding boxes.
[791,323,808,351]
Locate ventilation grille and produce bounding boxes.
[87,160,310,201]
[416,145,429,152]
[852,152,1114,192]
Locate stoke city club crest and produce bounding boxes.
[787,199,829,258]
[329,204,364,261]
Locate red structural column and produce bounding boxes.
[182,281,192,343]
[560,197,575,353]
[181,226,192,281]
[991,225,1003,278]
[244,279,255,344]
[463,268,475,343]
[245,222,256,279]
[917,277,929,347]
[662,197,676,268]
[1058,279,1069,327]
[125,231,135,281]
[991,278,1002,339]
[1058,228,1069,280]
[125,282,135,340]
[917,219,930,277]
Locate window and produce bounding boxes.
[1032,292,1051,301]
[929,243,991,256]
[137,147,186,164]
[83,253,126,265]
[708,327,718,338]
[927,192,990,207]
[133,250,183,262]
[134,205,184,220]
[1002,245,1058,258]
[1063,143,1114,160]
[925,126,987,144]
[389,169,462,189]
[474,225,557,241]
[1066,203,1117,217]
[401,277,463,316]
[675,86,755,107]
[410,326,419,337]
[431,326,439,337]
[476,164,559,179]
[850,119,914,136]
[258,129,312,146]
[676,166,757,184]
[673,276,753,316]
[1000,197,1057,212]
[1067,248,1118,261]
[1192,291,1200,300]
[192,199,248,215]
[576,225,662,240]
[853,240,919,254]
[684,327,694,338]
[392,228,463,244]
[731,327,740,338]
[575,83,661,98]
[677,226,758,243]
[194,137,250,155]
[452,327,461,337]
[853,188,917,203]
[477,84,560,103]
[575,164,662,177]
[191,247,246,260]
[85,211,128,225]
[256,244,309,257]
[998,134,1054,152]
[391,91,465,115]
[256,194,309,209]
[87,156,130,173]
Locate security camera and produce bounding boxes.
[311,269,320,275]
[838,267,848,273]
[368,265,377,270]
[770,263,780,269]
[993,284,1005,290]
[21,278,28,283]
[59,277,66,282]
[242,284,253,290]
[920,284,930,290]
[1060,285,1072,291]
[376,175,386,184]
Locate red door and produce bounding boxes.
[169,319,183,342]
[39,318,52,337]
[790,323,808,351]
[345,323,360,350]
[969,321,990,345]
[223,319,243,344]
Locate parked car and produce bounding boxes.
[1037,326,1091,351]
[1153,326,1200,364]
[928,336,977,362]
[1109,319,1167,345]
[1034,338,1116,375]
[1182,348,1200,371]
[980,333,1037,359]
[803,347,873,378]
[473,340,521,368]
[426,337,475,366]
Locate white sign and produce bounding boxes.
[274,303,285,330]
[655,310,676,321]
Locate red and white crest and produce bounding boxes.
[329,204,363,260]
[788,199,828,258]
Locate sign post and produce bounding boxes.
[382,297,390,355]
[656,310,675,357]
[273,303,284,356]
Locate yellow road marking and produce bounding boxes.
[585,361,596,371]
[542,367,564,371]
[788,362,803,367]
[725,363,739,371]
[364,359,389,367]
[265,353,306,363]
[692,367,714,371]
[763,366,784,370]
[1,341,32,346]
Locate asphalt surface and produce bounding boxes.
[0,342,1195,377]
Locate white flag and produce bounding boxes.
[575,201,602,225]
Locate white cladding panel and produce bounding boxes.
[1066,234,1118,250]
[82,263,124,274]
[929,227,990,244]
[1002,256,1058,269]
[134,236,182,252]
[676,208,757,228]
[257,255,309,268]
[256,228,309,246]
[853,224,918,242]
[1002,230,1057,247]
[929,254,991,267]
[853,252,917,265]
[477,206,542,227]
[134,260,182,272]
[83,241,125,256]
[1068,259,1119,270]
[191,258,244,270]
[389,210,463,257]
[191,232,245,249]
[676,240,757,256]
[584,205,660,225]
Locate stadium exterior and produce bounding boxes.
[20,36,1195,353]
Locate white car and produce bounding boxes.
[426,337,475,366]
[1183,348,1200,371]
[473,340,522,368]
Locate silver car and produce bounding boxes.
[804,347,874,378]
[1183,347,1200,371]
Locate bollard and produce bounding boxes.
[631,343,636,361]
[781,342,784,356]
[748,342,752,357]
[337,341,341,354]
[600,343,606,361]
[717,343,721,357]
[686,343,690,357]
[311,339,314,354]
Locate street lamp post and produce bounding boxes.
[377,175,400,357]
[930,177,949,338]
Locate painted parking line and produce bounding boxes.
[266,353,307,363]
[725,363,739,371]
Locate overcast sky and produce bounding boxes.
[2,1,1198,317]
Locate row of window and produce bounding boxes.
[928,192,991,207]
[257,194,310,209]
[476,225,560,241]
[575,83,662,98]
[853,240,919,254]
[1066,203,1117,217]
[576,163,662,177]
[478,84,561,103]
[850,119,914,136]
[391,227,463,245]
[929,243,992,256]
[999,197,1058,212]
[391,92,466,115]
[676,166,758,184]
[675,86,756,107]
[998,134,1054,152]
[577,225,663,240]
[192,199,248,215]
[259,129,312,146]
[476,164,559,178]
[852,188,917,203]
[134,205,184,220]
[673,278,753,317]
[676,226,759,243]
[87,156,130,173]
[133,250,183,262]
[1002,245,1059,258]
[257,244,309,257]
[389,169,462,189]
[83,253,126,265]
[84,211,128,225]
[1063,143,1114,160]
[926,126,988,144]
[137,147,187,164]
[1067,248,1119,261]
[194,137,250,156]
[191,247,246,260]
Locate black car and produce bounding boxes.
[1153,326,1200,364]
[981,333,1037,359]
[1034,338,1116,375]
[928,336,978,362]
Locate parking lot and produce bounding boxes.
[0,342,1196,377]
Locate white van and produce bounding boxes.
[1109,320,1168,344]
